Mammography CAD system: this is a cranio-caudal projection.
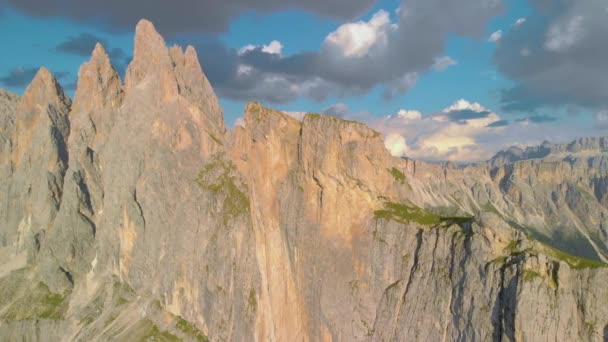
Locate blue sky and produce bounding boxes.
[1,0,606,161]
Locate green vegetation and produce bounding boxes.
[196,158,250,225]
[248,102,262,113]
[496,237,607,273]
[1,282,68,321]
[138,320,181,342]
[583,320,597,339]
[112,278,137,305]
[389,167,406,184]
[522,270,541,282]
[374,201,473,229]
[536,242,607,270]
[176,317,209,342]
[248,288,257,311]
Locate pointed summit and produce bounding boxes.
[19,67,71,114]
[125,19,173,90]
[13,67,71,166]
[173,44,224,134]
[73,42,123,113]
[91,42,107,59]
[184,45,203,74]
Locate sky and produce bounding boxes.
[1,0,607,162]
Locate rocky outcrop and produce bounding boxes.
[1,19,608,342]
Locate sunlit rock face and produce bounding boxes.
[1,19,608,342]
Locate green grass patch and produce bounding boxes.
[374,201,473,229]
[1,282,68,321]
[138,320,182,342]
[500,238,607,270]
[248,288,257,311]
[389,167,406,184]
[522,270,541,282]
[197,158,250,225]
[176,317,209,342]
[113,279,137,304]
[248,102,261,113]
[536,242,607,270]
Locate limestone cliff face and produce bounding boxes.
[1,19,608,342]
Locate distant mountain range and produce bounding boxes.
[1,19,608,341]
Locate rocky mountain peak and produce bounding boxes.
[121,19,224,135]
[72,42,123,114]
[124,19,172,91]
[11,67,71,168]
[19,67,70,114]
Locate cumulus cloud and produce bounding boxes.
[324,9,395,58]
[488,30,502,42]
[397,109,422,120]
[432,56,457,71]
[494,0,608,112]
[360,99,582,162]
[373,99,505,161]
[385,133,409,157]
[14,0,500,104]
[178,0,502,104]
[239,40,283,56]
[514,17,526,26]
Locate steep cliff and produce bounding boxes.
[1,19,608,342]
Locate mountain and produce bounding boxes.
[1,19,608,341]
[488,137,608,168]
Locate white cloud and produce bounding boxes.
[397,109,422,120]
[520,48,531,57]
[371,99,506,161]
[514,17,526,26]
[545,15,585,52]
[324,10,396,58]
[433,56,457,71]
[488,30,503,42]
[385,133,409,157]
[443,99,487,113]
[239,40,284,55]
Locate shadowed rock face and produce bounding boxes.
[1,19,608,342]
